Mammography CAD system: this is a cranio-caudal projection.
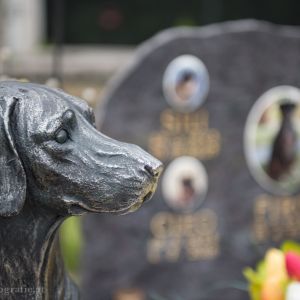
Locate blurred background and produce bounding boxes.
[1,0,300,107]
[1,0,299,287]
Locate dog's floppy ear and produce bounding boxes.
[0,96,26,217]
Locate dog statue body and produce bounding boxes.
[0,81,162,299]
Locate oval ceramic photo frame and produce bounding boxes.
[244,86,300,195]
[163,55,209,113]
[161,156,208,213]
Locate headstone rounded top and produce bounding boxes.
[96,20,300,129]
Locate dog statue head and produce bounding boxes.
[0,81,162,217]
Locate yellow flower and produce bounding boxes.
[265,249,288,280]
[261,277,285,300]
[261,249,288,300]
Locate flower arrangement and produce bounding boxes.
[244,241,300,300]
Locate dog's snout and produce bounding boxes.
[144,163,163,178]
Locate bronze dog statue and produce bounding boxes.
[0,81,162,299]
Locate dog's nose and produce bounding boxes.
[144,163,163,178]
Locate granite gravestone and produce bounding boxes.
[83,20,300,300]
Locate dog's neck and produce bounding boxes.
[0,200,78,299]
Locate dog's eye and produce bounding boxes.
[55,129,69,144]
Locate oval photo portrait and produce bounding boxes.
[162,156,208,212]
[245,86,300,195]
[163,55,209,113]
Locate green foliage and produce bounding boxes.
[174,17,197,27]
[243,260,266,300]
[60,217,83,282]
[281,240,300,255]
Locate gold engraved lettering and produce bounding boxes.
[148,109,221,161]
[147,209,220,263]
[253,194,300,242]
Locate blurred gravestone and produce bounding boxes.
[82,20,300,300]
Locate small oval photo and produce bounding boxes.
[163,55,209,113]
[245,86,300,195]
[162,156,208,212]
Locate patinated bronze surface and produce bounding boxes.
[0,81,162,299]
